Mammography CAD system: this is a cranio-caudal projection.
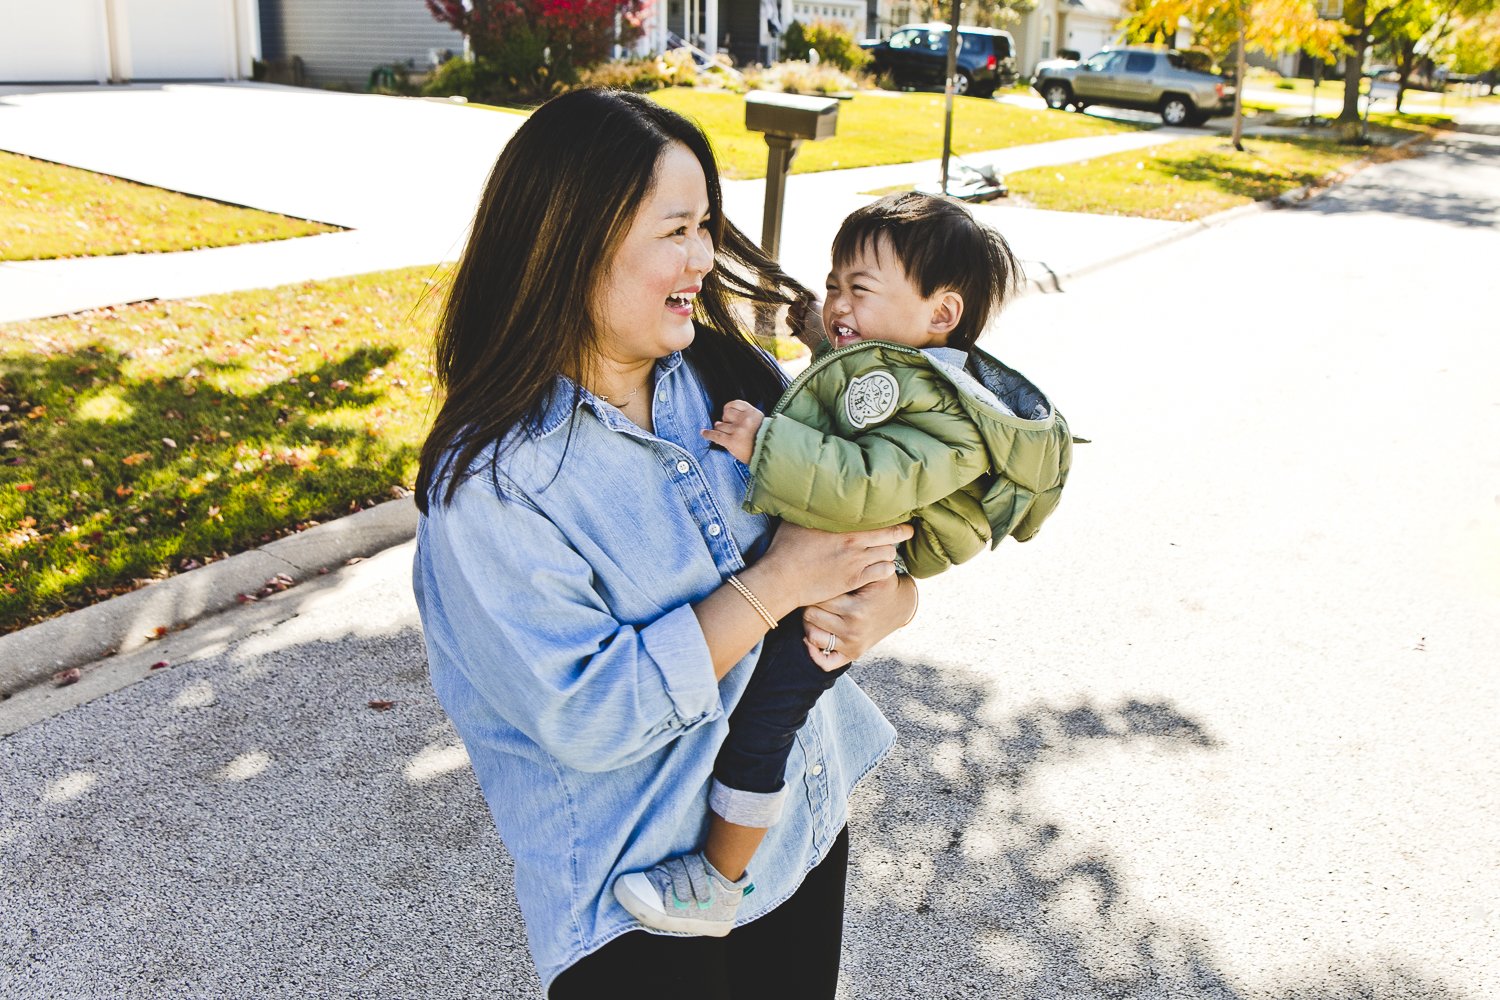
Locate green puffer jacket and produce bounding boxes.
[745,341,1072,579]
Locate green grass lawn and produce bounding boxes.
[0,268,446,632]
[648,89,1151,178]
[1001,129,1424,221]
[0,150,340,261]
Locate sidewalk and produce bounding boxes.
[3,82,1194,324]
[0,84,1452,697]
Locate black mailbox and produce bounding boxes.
[743,90,840,261]
[744,90,839,142]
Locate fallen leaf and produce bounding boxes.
[150,660,169,670]
[15,482,33,492]
[121,452,150,466]
[53,668,81,687]
[146,625,169,640]
[367,699,396,711]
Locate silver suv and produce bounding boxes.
[1031,46,1234,126]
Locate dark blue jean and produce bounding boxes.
[713,609,850,796]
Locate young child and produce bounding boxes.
[614,192,1073,935]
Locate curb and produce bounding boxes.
[0,496,417,699]
[0,127,1436,700]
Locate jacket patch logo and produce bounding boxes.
[845,370,899,429]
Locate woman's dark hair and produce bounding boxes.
[416,88,808,512]
[831,192,1023,352]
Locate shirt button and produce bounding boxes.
[676,460,691,474]
[810,764,824,776]
[708,523,722,537]
[658,391,669,402]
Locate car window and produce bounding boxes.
[1081,51,1121,72]
[888,29,920,50]
[925,30,949,53]
[1124,52,1155,74]
[960,34,987,56]
[1167,51,1213,72]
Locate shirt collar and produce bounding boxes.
[530,352,686,438]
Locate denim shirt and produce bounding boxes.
[412,351,896,991]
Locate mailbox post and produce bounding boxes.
[743,91,839,261]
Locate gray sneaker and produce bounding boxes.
[613,852,753,937]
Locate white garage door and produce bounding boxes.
[0,0,107,83]
[1064,24,1112,60]
[127,0,234,79]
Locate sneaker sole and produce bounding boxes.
[613,873,737,938]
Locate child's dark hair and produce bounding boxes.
[831,192,1023,351]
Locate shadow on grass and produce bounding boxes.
[0,341,417,630]
[1161,150,1333,203]
[0,616,1471,998]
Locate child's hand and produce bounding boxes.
[701,400,764,464]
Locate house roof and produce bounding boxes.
[1063,0,1124,18]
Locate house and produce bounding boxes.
[858,0,1125,80]
[1013,0,1124,77]
[256,0,463,88]
[0,0,260,84]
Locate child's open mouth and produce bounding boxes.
[831,321,860,348]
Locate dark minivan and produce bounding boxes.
[861,24,1017,98]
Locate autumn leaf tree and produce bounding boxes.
[1444,0,1500,84]
[424,0,646,97]
[1124,0,1346,148]
[1370,0,1500,109]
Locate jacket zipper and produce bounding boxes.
[772,341,925,418]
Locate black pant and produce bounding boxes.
[549,826,849,999]
[713,609,850,797]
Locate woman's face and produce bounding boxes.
[591,142,715,369]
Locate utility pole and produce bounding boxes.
[939,0,962,195]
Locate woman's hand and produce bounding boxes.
[787,295,829,352]
[741,521,913,620]
[800,573,917,670]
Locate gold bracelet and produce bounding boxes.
[901,576,920,627]
[727,575,779,630]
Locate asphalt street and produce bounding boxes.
[3,122,1498,998]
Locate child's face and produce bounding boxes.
[823,236,958,351]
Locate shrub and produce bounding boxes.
[573,49,703,91]
[783,21,811,62]
[798,21,872,73]
[743,60,862,95]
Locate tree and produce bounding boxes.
[424,0,646,96]
[1125,0,1345,148]
[907,0,1036,28]
[1445,0,1500,83]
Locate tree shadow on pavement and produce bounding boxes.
[843,655,1470,1000]
[1290,135,1500,229]
[0,625,1474,999]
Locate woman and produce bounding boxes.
[412,89,918,998]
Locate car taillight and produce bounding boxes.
[1216,83,1224,98]
[987,55,997,70]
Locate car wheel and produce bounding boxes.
[953,71,972,96]
[1160,95,1195,126]
[1042,81,1071,110]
